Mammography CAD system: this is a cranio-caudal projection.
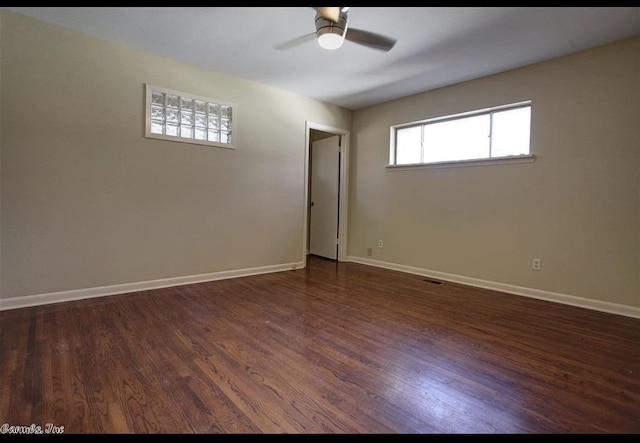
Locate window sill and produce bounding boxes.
[386,154,535,171]
[145,132,237,150]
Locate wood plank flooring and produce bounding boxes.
[1,255,639,433]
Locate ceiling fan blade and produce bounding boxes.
[315,7,341,23]
[345,27,397,52]
[274,32,317,50]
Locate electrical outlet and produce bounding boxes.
[367,248,373,257]
[378,240,384,248]
[532,258,541,271]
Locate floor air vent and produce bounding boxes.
[423,278,444,285]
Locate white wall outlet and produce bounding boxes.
[378,240,384,248]
[532,258,541,271]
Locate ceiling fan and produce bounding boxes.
[274,7,397,52]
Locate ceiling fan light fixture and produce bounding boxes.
[317,30,345,50]
[275,8,395,53]
[315,10,348,50]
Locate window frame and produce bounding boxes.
[144,84,238,150]
[388,100,533,169]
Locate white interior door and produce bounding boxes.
[310,135,340,260]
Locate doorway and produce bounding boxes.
[303,122,350,264]
[310,134,340,260]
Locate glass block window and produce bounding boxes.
[145,84,237,149]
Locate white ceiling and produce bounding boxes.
[5,6,640,110]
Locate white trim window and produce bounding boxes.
[389,101,531,167]
[145,84,237,149]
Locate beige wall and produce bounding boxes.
[0,11,3,297]
[349,36,640,308]
[0,10,351,299]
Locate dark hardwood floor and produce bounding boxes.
[1,255,639,434]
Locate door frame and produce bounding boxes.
[303,121,350,263]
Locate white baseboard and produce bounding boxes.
[4,256,637,320]
[347,256,640,320]
[0,261,305,311]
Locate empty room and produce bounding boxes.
[0,7,638,434]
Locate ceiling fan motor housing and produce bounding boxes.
[315,11,348,39]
